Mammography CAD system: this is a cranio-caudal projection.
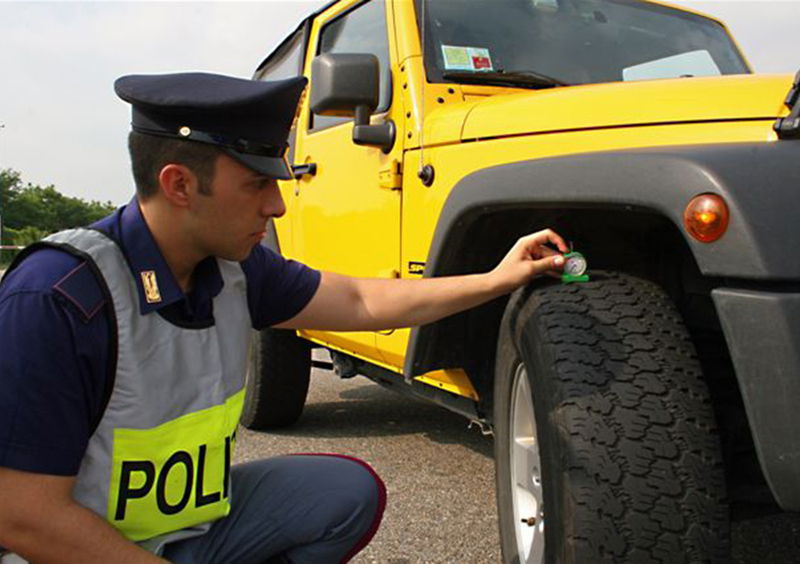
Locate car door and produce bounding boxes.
[292,0,403,362]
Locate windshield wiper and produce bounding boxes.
[442,69,569,89]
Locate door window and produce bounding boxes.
[254,24,307,81]
[254,25,309,162]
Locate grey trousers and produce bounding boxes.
[162,455,386,564]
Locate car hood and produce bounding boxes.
[422,74,794,146]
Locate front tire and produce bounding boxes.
[494,272,729,563]
[241,328,312,430]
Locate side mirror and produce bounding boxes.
[310,53,395,153]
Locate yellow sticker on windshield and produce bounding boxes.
[441,45,493,72]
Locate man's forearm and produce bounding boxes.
[277,229,567,332]
[278,270,505,332]
[352,272,501,330]
[2,501,165,564]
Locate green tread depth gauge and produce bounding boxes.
[562,251,590,284]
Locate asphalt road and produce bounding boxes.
[234,364,501,563]
[234,361,800,564]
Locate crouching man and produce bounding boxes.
[0,72,567,563]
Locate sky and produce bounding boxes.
[1,0,799,206]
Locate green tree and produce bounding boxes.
[5,226,48,247]
[1,168,116,266]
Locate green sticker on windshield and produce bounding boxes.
[441,45,493,72]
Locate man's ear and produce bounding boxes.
[158,164,196,208]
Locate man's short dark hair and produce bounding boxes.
[128,131,222,199]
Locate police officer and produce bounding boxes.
[0,72,567,563]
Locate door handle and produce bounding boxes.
[292,163,317,178]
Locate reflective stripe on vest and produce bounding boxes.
[43,228,251,546]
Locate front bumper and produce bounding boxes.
[713,288,800,510]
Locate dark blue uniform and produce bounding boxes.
[0,199,320,476]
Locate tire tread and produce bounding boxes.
[501,272,729,563]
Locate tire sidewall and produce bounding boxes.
[240,328,312,429]
[495,283,568,564]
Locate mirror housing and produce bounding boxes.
[310,53,379,117]
[310,53,395,153]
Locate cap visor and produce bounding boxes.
[224,150,293,180]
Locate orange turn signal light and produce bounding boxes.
[683,194,729,243]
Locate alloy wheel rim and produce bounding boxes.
[509,363,545,564]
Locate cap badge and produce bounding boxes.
[140,270,162,304]
[179,126,192,137]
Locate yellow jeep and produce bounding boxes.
[243,0,800,561]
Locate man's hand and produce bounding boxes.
[487,229,569,294]
[276,228,569,332]
[0,467,166,563]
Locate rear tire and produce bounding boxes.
[240,328,312,429]
[494,272,729,563]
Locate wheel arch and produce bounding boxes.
[403,141,800,417]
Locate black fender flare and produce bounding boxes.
[404,140,800,378]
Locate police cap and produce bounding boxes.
[114,72,308,180]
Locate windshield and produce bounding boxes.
[416,0,749,88]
